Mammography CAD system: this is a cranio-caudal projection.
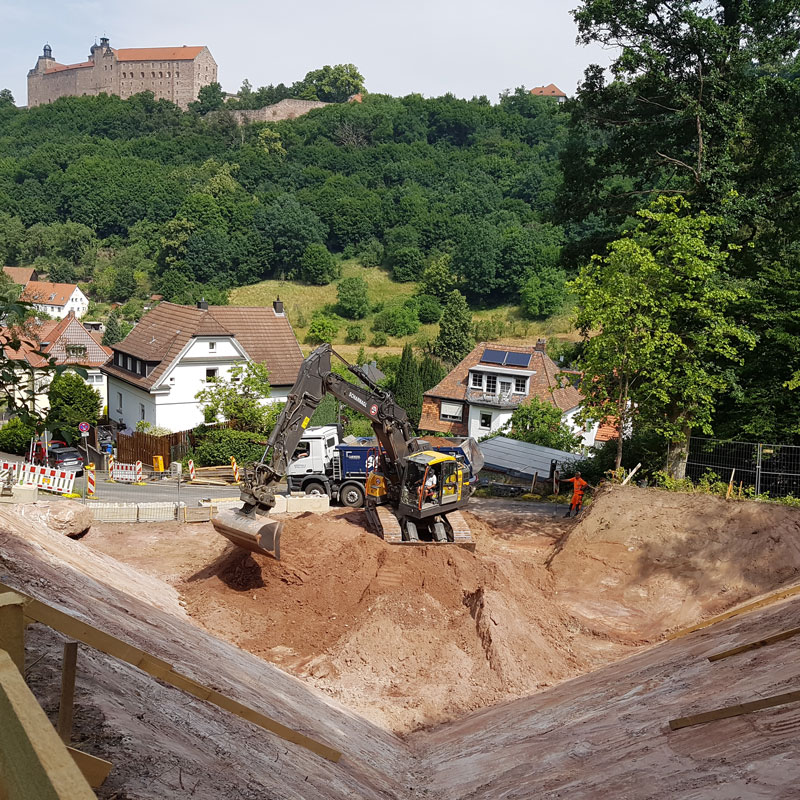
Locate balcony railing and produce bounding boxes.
[466,389,522,409]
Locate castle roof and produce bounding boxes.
[530,83,567,98]
[44,61,93,74]
[114,46,205,61]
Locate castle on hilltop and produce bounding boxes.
[27,38,217,110]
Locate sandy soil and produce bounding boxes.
[82,488,800,734]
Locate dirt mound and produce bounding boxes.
[549,486,800,640]
[179,510,626,731]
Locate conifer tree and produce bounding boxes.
[393,344,423,428]
[102,311,124,346]
[418,354,447,392]
[433,291,474,366]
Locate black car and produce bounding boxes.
[44,444,84,476]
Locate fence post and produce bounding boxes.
[755,443,763,496]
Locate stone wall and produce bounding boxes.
[229,98,329,125]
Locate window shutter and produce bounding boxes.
[440,401,463,420]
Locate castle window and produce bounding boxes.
[141,72,144,78]
[176,71,180,78]
[151,71,155,77]
[159,72,163,78]
[167,71,171,77]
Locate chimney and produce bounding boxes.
[197,298,209,311]
[534,337,547,352]
[273,297,284,315]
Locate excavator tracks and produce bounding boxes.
[374,506,475,550]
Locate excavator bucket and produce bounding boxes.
[211,508,282,560]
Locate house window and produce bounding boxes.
[126,356,132,371]
[471,373,483,389]
[139,403,146,421]
[479,412,493,429]
[485,375,497,394]
[500,380,512,395]
[117,392,123,411]
[514,377,527,394]
[209,341,216,352]
[206,368,218,381]
[440,401,463,422]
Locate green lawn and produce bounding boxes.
[229,261,577,360]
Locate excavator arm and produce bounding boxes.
[212,343,420,557]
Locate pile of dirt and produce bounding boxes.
[549,485,800,640]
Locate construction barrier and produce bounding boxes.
[110,461,142,484]
[107,453,114,478]
[230,457,240,483]
[0,461,21,484]
[18,464,76,495]
[188,460,196,481]
[87,502,184,523]
[86,467,95,498]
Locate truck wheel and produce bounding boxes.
[340,483,365,508]
[303,480,327,498]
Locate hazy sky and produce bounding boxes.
[0,0,614,106]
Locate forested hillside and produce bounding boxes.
[0,88,568,320]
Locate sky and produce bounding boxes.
[0,0,615,106]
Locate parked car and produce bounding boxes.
[30,441,84,476]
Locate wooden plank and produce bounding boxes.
[708,626,800,662]
[0,592,26,674]
[669,689,800,731]
[0,649,96,800]
[65,748,112,789]
[57,643,78,743]
[0,582,342,763]
[667,581,800,640]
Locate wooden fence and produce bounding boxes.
[116,421,237,467]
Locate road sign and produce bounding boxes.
[80,432,89,438]
[78,422,90,433]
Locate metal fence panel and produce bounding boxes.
[687,437,800,498]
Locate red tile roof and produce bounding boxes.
[530,83,567,97]
[102,302,303,390]
[2,312,110,368]
[594,420,618,443]
[114,46,205,62]
[3,267,35,285]
[44,61,93,74]
[20,281,81,307]
[420,342,583,431]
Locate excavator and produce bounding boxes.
[211,343,483,559]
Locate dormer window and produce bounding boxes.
[485,375,497,394]
[471,373,483,389]
[514,377,527,394]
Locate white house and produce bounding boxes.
[1,310,111,413]
[101,299,304,432]
[21,281,89,319]
[420,340,602,449]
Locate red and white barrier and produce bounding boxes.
[230,457,240,483]
[111,461,141,483]
[87,467,96,497]
[18,464,76,495]
[188,460,196,481]
[0,461,21,483]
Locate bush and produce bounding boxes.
[191,427,267,467]
[416,294,443,323]
[390,246,425,282]
[358,237,384,267]
[372,303,420,337]
[0,418,36,455]
[301,243,340,285]
[336,276,370,319]
[473,314,507,341]
[520,267,566,318]
[307,313,339,343]
[370,331,388,347]
[346,323,366,343]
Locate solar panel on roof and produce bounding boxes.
[481,349,507,364]
[505,352,531,368]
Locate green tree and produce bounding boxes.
[0,88,14,107]
[520,266,566,319]
[195,362,273,432]
[508,398,581,452]
[102,311,126,346]
[372,302,420,337]
[418,253,456,302]
[571,197,755,473]
[345,323,366,343]
[433,291,474,365]
[306,313,339,344]
[46,372,101,443]
[300,243,339,285]
[294,64,365,103]
[393,344,423,427]
[0,417,36,455]
[418,354,447,392]
[336,276,369,318]
[190,82,225,115]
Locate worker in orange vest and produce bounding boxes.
[560,471,592,517]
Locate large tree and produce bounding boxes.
[433,291,474,366]
[393,344,423,427]
[571,197,754,473]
